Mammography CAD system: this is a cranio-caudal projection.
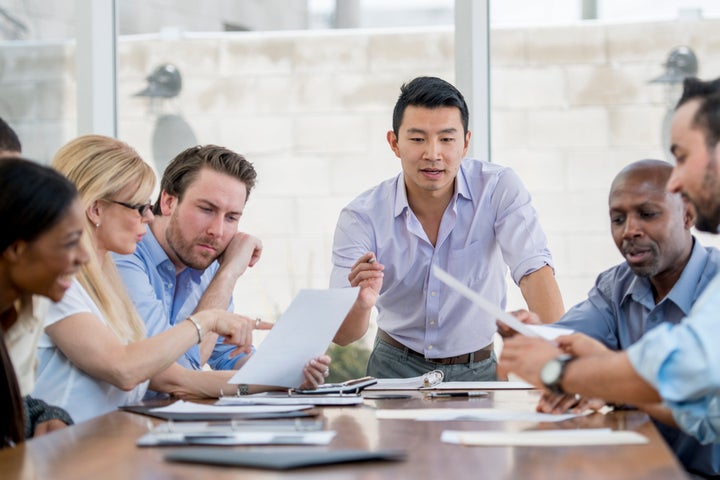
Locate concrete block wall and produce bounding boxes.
[2,18,720,337]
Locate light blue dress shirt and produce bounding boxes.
[113,228,241,371]
[628,262,720,446]
[330,158,553,357]
[555,240,720,476]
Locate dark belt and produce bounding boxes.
[376,329,493,365]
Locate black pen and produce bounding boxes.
[428,391,488,398]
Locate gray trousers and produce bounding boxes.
[366,335,497,381]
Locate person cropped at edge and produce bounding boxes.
[500,77,720,446]
[0,158,87,448]
[114,145,265,376]
[509,160,720,478]
[33,136,330,423]
[0,118,76,441]
[330,76,564,381]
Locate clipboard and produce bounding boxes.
[291,376,378,395]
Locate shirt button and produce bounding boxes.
[430,291,437,297]
[427,345,433,350]
[430,321,435,325]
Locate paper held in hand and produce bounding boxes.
[228,287,359,388]
[432,266,572,341]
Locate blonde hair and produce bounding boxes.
[52,135,156,344]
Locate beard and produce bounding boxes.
[165,213,221,270]
[622,242,661,278]
[692,155,720,233]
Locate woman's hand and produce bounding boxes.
[193,309,273,356]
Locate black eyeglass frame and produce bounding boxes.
[110,200,153,217]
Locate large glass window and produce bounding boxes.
[0,2,78,162]
[490,0,720,307]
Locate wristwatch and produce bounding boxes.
[540,354,575,395]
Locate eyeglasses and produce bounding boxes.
[110,200,153,217]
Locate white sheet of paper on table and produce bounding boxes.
[150,400,314,414]
[423,381,534,390]
[216,394,363,407]
[228,287,359,387]
[137,430,336,446]
[441,428,648,446]
[375,408,585,423]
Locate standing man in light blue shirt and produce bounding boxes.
[330,76,564,381]
[115,145,268,372]
[500,77,720,445]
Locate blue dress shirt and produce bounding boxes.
[330,158,553,357]
[556,240,720,476]
[114,228,241,371]
[628,260,720,446]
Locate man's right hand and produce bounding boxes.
[497,309,541,337]
[556,333,609,357]
[348,252,384,310]
[217,232,263,279]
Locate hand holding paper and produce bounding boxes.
[432,266,572,341]
[229,288,358,388]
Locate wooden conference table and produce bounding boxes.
[0,389,688,480]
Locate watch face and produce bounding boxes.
[541,358,562,385]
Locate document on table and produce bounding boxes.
[376,408,585,423]
[433,266,573,340]
[228,287,359,387]
[150,400,314,415]
[216,393,364,407]
[441,429,648,446]
[422,381,534,390]
[138,429,336,446]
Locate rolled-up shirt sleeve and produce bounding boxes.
[491,168,553,284]
[626,274,720,443]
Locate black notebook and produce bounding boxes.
[165,448,406,470]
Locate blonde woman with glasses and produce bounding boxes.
[33,135,330,423]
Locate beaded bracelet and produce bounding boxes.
[186,315,203,344]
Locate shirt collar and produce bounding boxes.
[145,227,203,280]
[392,160,473,218]
[621,237,706,315]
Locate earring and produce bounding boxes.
[95,223,101,228]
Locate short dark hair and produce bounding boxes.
[676,77,720,151]
[0,117,21,153]
[392,76,469,136]
[0,157,78,252]
[153,145,257,215]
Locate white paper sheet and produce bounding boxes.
[229,287,359,387]
[137,430,336,446]
[423,381,534,390]
[433,266,573,341]
[216,394,363,407]
[150,400,314,414]
[375,408,585,422]
[441,429,648,446]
